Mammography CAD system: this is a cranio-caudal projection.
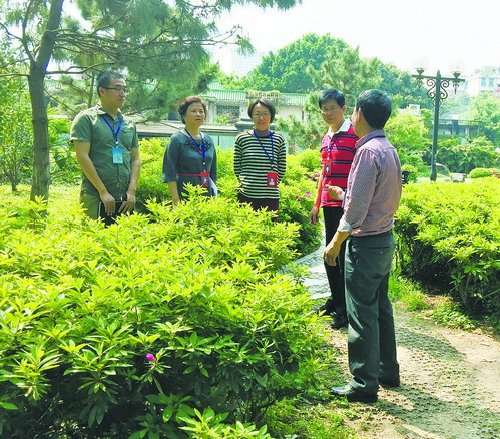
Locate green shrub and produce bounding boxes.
[48,115,81,185]
[395,179,499,315]
[135,138,171,209]
[0,193,328,438]
[468,168,499,179]
[136,144,322,257]
[401,164,418,183]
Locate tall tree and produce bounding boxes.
[0,43,33,192]
[468,93,500,145]
[279,44,382,149]
[378,63,430,110]
[0,0,299,202]
[239,33,349,92]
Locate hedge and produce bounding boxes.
[395,178,499,314]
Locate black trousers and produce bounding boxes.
[323,206,347,316]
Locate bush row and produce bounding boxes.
[395,177,499,315]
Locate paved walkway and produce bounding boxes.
[296,246,500,439]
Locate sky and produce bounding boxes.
[215,0,500,76]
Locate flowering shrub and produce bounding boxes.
[0,192,327,438]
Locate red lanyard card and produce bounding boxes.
[267,171,278,188]
[199,171,210,188]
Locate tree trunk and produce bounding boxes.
[28,0,64,202]
[28,67,50,202]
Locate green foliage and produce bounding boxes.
[135,138,171,208]
[48,114,81,185]
[468,168,499,179]
[0,75,33,192]
[385,111,429,160]
[431,303,476,331]
[264,398,351,439]
[395,179,499,314]
[378,63,431,110]
[436,137,499,173]
[468,93,500,145]
[241,34,349,93]
[0,192,328,438]
[440,93,471,118]
[308,46,382,108]
[136,144,322,257]
[389,275,429,312]
[401,164,418,183]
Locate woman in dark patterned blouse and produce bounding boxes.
[162,96,217,205]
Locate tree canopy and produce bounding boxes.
[0,0,300,201]
[243,34,349,93]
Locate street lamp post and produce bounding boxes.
[412,69,465,181]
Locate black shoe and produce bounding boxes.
[315,302,334,316]
[379,377,400,388]
[331,384,378,403]
[330,313,348,329]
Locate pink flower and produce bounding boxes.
[145,353,156,362]
[296,196,303,201]
[304,192,311,198]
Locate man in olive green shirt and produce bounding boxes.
[70,70,141,220]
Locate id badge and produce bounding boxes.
[199,171,210,188]
[267,172,278,188]
[324,162,332,175]
[112,146,123,164]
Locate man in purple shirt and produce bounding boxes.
[324,89,402,403]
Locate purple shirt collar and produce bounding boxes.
[355,129,386,150]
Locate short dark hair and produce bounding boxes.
[318,88,345,109]
[178,96,207,124]
[96,70,124,97]
[355,89,392,129]
[247,98,276,122]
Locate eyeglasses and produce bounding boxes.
[253,112,271,118]
[103,87,129,94]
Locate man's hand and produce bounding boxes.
[119,191,136,213]
[324,184,344,200]
[99,191,116,216]
[309,205,320,224]
[323,230,350,266]
[323,240,341,267]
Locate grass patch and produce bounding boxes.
[389,274,429,311]
[431,301,476,331]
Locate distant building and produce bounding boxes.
[202,83,308,124]
[402,105,481,137]
[464,66,500,96]
[212,46,264,77]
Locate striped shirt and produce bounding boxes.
[319,120,358,208]
[338,130,402,237]
[233,130,287,199]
